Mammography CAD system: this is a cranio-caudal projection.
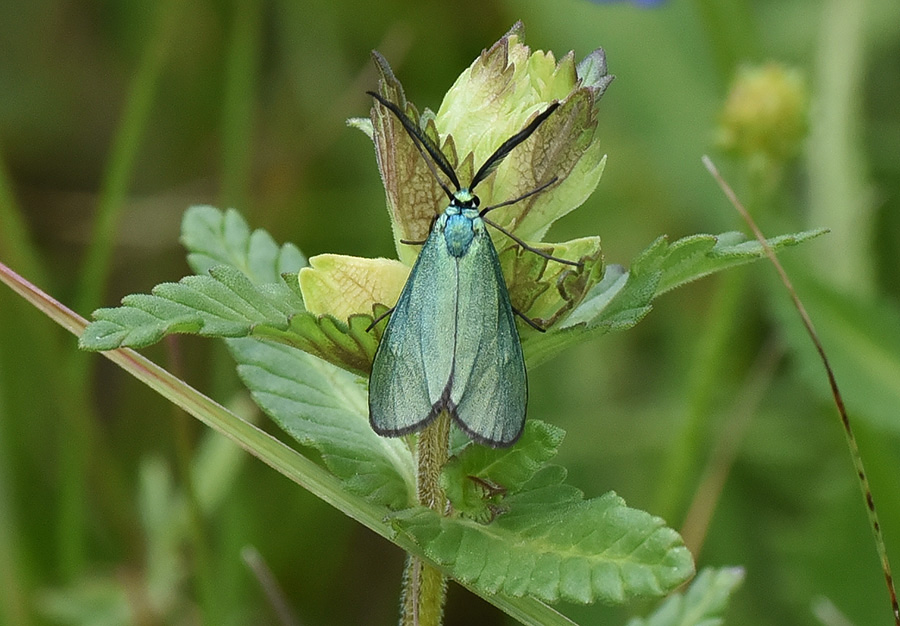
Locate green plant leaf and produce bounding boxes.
[182,205,387,378]
[449,420,564,491]
[81,207,382,376]
[442,420,565,521]
[625,567,745,626]
[181,205,306,282]
[655,230,827,295]
[523,228,827,367]
[78,265,297,351]
[227,336,416,510]
[394,466,694,605]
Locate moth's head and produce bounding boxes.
[362,28,612,262]
[452,188,480,211]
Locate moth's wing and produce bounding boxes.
[368,230,457,436]
[448,228,527,447]
[369,221,527,446]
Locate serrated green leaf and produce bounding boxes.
[656,229,827,295]
[281,310,382,377]
[227,336,416,510]
[79,270,292,351]
[443,421,565,520]
[625,567,744,626]
[78,307,200,350]
[181,207,382,376]
[181,205,306,281]
[524,229,826,368]
[80,272,383,377]
[81,207,385,376]
[394,470,694,605]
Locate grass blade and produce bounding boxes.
[703,155,900,626]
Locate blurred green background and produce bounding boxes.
[1,0,899,624]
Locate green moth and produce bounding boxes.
[367,91,577,447]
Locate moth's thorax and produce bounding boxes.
[440,193,484,258]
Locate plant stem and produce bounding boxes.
[400,412,450,626]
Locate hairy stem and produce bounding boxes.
[400,412,450,626]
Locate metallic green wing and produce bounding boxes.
[368,217,527,447]
[368,226,454,437]
[444,219,526,446]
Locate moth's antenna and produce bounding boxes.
[482,216,582,268]
[368,91,460,199]
[479,177,578,266]
[470,102,560,190]
[479,177,558,216]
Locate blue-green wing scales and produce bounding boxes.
[368,230,456,436]
[368,222,527,447]
[446,228,527,446]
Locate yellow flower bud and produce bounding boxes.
[718,63,808,166]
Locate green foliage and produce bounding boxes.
[81,208,824,379]
[5,3,900,624]
[181,205,306,282]
[228,336,417,510]
[79,264,295,348]
[395,472,693,604]
[230,333,695,605]
[80,206,382,377]
[625,567,745,626]
[71,206,832,614]
[173,208,697,603]
[526,229,826,366]
[442,421,564,520]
